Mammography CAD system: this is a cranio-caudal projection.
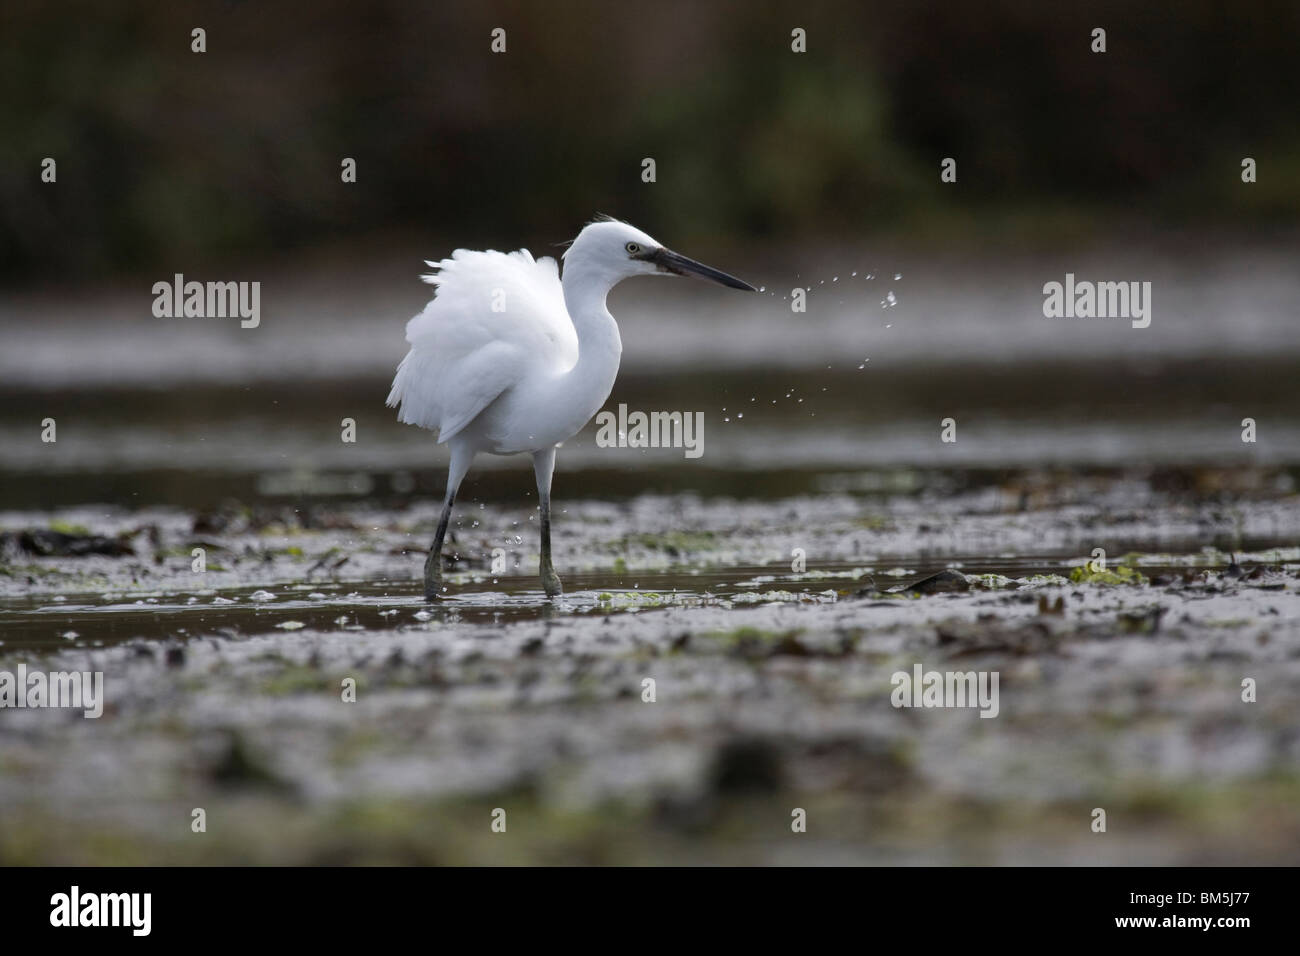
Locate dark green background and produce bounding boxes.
[4,0,1298,282]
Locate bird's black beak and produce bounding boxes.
[652,248,756,291]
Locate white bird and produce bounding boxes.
[387,217,755,601]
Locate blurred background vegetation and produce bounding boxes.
[2,0,1298,284]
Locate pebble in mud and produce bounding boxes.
[707,737,785,795]
[894,569,970,595]
[851,568,969,599]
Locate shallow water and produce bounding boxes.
[2,546,1295,653]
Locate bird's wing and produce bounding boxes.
[386,248,576,441]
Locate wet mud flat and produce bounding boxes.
[1,466,1298,864]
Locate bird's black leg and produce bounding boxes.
[533,447,562,597]
[425,448,473,602]
[424,490,455,601]
[538,493,560,597]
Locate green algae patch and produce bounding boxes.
[1069,564,1146,586]
[261,666,338,696]
[625,530,718,551]
[698,625,807,657]
[48,520,92,535]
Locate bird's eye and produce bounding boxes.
[625,242,640,255]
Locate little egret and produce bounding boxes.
[387,218,755,600]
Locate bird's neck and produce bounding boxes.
[558,265,623,419]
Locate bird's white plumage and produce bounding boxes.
[386,247,577,441]
[388,218,753,599]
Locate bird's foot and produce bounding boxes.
[423,556,445,602]
[541,564,563,598]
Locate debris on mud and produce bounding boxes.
[1,528,135,558]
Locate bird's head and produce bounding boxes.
[564,217,756,291]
